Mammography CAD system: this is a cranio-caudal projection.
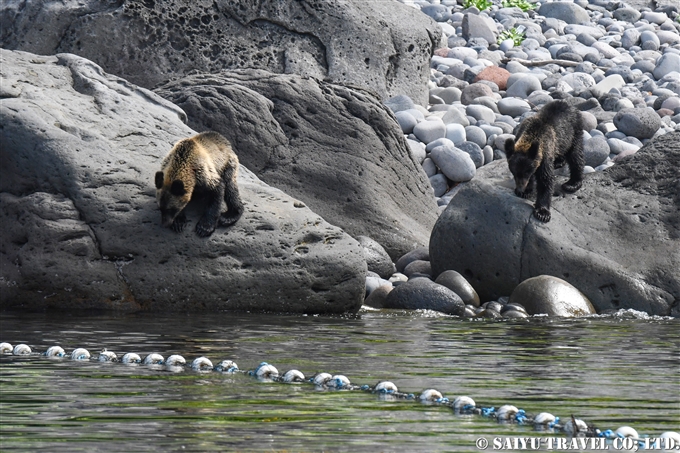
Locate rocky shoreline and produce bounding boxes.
[1,0,678,317]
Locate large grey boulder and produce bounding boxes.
[0,49,366,314]
[0,0,440,105]
[155,70,439,259]
[430,132,680,316]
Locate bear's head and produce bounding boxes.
[155,171,193,228]
[505,137,541,194]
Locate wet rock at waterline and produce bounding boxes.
[434,270,481,307]
[430,132,680,316]
[0,0,440,105]
[156,70,439,259]
[383,278,465,316]
[363,285,393,309]
[509,276,596,317]
[0,49,366,314]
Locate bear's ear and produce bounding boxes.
[528,142,540,160]
[170,180,186,196]
[155,171,164,189]
[505,138,515,157]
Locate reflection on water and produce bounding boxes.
[0,310,678,452]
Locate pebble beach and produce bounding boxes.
[385,0,680,210]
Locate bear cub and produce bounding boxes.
[155,131,243,237]
[505,100,585,223]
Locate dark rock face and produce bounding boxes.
[0,49,366,314]
[0,0,440,105]
[155,70,439,259]
[430,132,680,316]
[383,279,465,315]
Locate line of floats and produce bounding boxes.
[2,341,679,450]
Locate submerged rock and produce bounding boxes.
[509,276,596,317]
[0,49,366,314]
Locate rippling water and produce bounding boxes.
[0,309,678,452]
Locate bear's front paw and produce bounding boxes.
[515,188,532,199]
[561,181,582,193]
[195,219,216,237]
[171,217,188,233]
[533,207,551,223]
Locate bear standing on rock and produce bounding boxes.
[155,131,244,237]
[505,100,585,223]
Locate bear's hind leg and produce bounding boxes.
[196,185,224,237]
[561,139,585,193]
[219,167,244,227]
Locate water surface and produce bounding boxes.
[0,310,678,452]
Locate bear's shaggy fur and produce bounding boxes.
[155,131,243,237]
[505,100,585,222]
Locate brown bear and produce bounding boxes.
[505,100,585,223]
[155,131,243,237]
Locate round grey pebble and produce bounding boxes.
[430,143,477,182]
[583,136,610,167]
[464,125,487,147]
[413,119,447,144]
[403,260,432,278]
[429,173,449,197]
[396,247,429,273]
[653,53,680,81]
[506,74,542,98]
[613,107,662,139]
[466,104,496,124]
[395,111,417,134]
[445,123,467,144]
[497,98,531,117]
[407,139,427,163]
[457,141,484,168]
[422,157,438,177]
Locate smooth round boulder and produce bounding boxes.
[474,66,511,90]
[413,119,447,144]
[538,2,590,25]
[653,54,680,81]
[396,247,430,273]
[363,284,393,308]
[461,83,495,105]
[430,144,477,182]
[583,137,610,168]
[497,98,531,118]
[357,236,397,279]
[403,260,432,277]
[434,270,480,307]
[384,278,465,315]
[508,276,596,317]
[505,74,542,98]
[445,123,467,145]
[613,108,662,139]
[395,111,417,134]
